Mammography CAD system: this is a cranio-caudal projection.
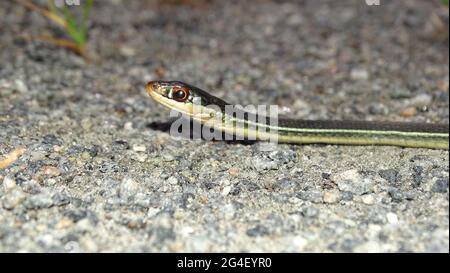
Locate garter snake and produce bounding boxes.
[146,81,449,150]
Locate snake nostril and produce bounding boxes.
[146,81,159,91]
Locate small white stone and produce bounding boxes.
[135,154,148,162]
[411,93,432,108]
[291,236,308,251]
[386,212,399,224]
[350,68,369,80]
[219,179,231,186]
[124,122,134,130]
[332,169,374,196]
[223,203,235,219]
[147,207,161,218]
[167,176,178,185]
[119,177,140,199]
[3,176,16,191]
[79,236,98,252]
[323,190,340,203]
[37,234,55,247]
[365,224,382,239]
[180,226,194,236]
[355,241,382,253]
[132,145,146,152]
[80,118,93,131]
[14,79,28,93]
[76,218,92,232]
[222,186,232,196]
[361,194,375,205]
[119,45,136,57]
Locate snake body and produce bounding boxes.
[146,81,449,149]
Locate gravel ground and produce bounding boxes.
[0,0,449,252]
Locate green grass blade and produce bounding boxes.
[80,0,93,39]
[62,5,85,45]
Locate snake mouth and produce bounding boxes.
[145,81,161,96]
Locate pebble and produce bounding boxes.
[246,225,270,237]
[119,45,136,57]
[274,178,298,191]
[162,153,176,162]
[222,203,235,219]
[378,169,401,184]
[76,218,94,232]
[242,180,260,191]
[42,134,62,146]
[365,224,382,239]
[2,188,27,209]
[386,212,399,224]
[410,93,432,108]
[132,145,146,152]
[340,191,354,201]
[350,68,369,80]
[222,185,232,196]
[55,218,74,229]
[297,191,323,203]
[331,169,374,196]
[291,236,308,251]
[228,167,239,176]
[124,121,133,130]
[253,157,279,171]
[167,176,178,185]
[431,178,449,193]
[368,103,389,115]
[361,194,375,205]
[412,165,424,186]
[400,107,417,117]
[80,118,93,131]
[252,149,296,171]
[3,176,16,191]
[119,177,140,200]
[323,190,341,203]
[301,206,320,218]
[135,153,148,162]
[147,207,161,218]
[293,99,312,116]
[230,185,241,195]
[152,226,176,244]
[37,234,56,249]
[388,188,404,202]
[14,79,29,93]
[24,192,54,209]
[390,89,412,99]
[354,241,382,253]
[40,166,61,177]
[52,192,71,206]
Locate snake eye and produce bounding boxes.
[173,88,189,102]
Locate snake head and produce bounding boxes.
[146,80,228,108]
[146,81,193,103]
[146,80,228,123]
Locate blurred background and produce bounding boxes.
[2,0,449,122]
